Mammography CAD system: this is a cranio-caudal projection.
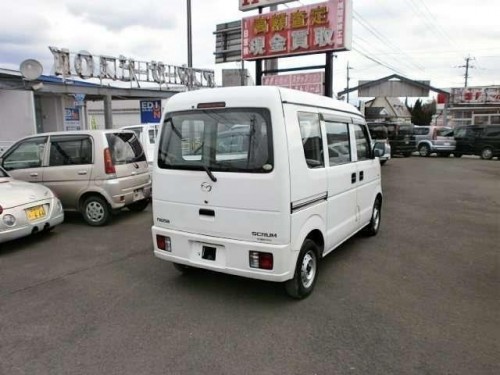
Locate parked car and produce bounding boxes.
[454,125,500,160]
[413,125,456,157]
[367,123,391,164]
[368,122,415,157]
[0,130,152,226]
[120,124,159,168]
[0,167,64,243]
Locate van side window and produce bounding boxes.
[325,122,351,165]
[353,124,371,161]
[298,112,324,168]
[484,127,500,138]
[2,137,47,171]
[49,136,92,166]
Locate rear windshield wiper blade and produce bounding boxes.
[203,165,217,182]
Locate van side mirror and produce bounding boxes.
[373,142,385,158]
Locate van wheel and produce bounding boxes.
[364,198,382,236]
[285,239,319,299]
[380,160,387,165]
[82,196,110,226]
[128,199,149,212]
[403,152,412,157]
[480,147,493,160]
[418,144,431,157]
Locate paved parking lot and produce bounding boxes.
[1,157,498,375]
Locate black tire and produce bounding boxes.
[480,147,493,160]
[82,195,111,226]
[418,144,431,157]
[285,239,320,299]
[173,263,191,274]
[454,153,462,158]
[403,152,412,157]
[380,160,387,165]
[437,152,451,157]
[128,199,149,212]
[363,197,382,236]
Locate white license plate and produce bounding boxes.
[133,189,144,201]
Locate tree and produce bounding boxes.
[407,98,435,125]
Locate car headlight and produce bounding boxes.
[3,214,16,227]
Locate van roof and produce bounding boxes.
[16,129,136,139]
[165,86,363,117]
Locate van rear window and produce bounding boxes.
[158,108,273,173]
[106,133,146,164]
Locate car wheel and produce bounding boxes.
[363,197,382,236]
[380,160,387,165]
[173,263,192,274]
[82,196,110,226]
[285,239,320,299]
[403,152,412,157]
[418,144,431,157]
[480,147,493,160]
[128,199,149,212]
[454,153,462,158]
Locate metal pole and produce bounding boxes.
[104,95,113,130]
[324,52,333,97]
[187,0,192,68]
[255,7,263,86]
[264,5,278,76]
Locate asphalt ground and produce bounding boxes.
[0,156,498,375]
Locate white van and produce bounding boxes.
[152,87,384,298]
[121,124,160,167]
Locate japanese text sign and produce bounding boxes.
[451,87,500,105]
[263,72,324,94]
[242,0,352,60]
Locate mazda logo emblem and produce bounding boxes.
[201,182,212,192]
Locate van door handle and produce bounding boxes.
[351,173,356,184]
[359,171,364,181]
[77,170,87,175]
[30,172,38,177]
[199,209,215,217]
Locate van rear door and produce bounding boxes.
[154,108,289,245]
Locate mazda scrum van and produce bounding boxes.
[0,130,152,226]
[152,87,384,298]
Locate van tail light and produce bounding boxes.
[103,148,116,174]
[156,235,171,252]
[249,251,273,270]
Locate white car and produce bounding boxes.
[0,167,64,243]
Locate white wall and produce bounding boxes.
[0,90,36,153]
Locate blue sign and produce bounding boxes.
[140,100,162,123]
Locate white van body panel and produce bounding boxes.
[152,86,381,283]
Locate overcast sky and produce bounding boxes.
[2,0,500,99]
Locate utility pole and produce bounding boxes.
[459,56,475,88]
[346,61,353,103]
[187,0,193,89]
[264,5,278,76]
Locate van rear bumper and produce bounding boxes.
[152,226,295,282]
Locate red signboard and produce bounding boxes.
[239,0,295,12]
[242,0,352,61]
[263,72,324,94]
[451,87,500,105]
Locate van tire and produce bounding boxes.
[403,152,412,157]
[82,196,111,226]
[128,199,149,212]
[480,147,493,160]
[285,239,320,299]
[364,197,382,236]
[418,144,431,157]
[454,153,462,158]
[380,160,387,165]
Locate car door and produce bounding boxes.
[42,135,92,209]
[0,136,48,183]
[323,117,358,252]
[352,123,381,229]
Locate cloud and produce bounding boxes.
[66,0,178,31]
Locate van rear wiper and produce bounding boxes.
[203,165,217,182]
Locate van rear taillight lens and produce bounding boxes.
[103,148,116,174]
[249,251,273,270]
[156,235,171,252]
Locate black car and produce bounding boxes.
[454,125,500,160]
[368,122,416,157]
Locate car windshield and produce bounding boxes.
[368,125,388,140]
[158,108,273,173]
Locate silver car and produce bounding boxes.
[413,125,456,157]
[0,130,152,226]
[0,167,64,243]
